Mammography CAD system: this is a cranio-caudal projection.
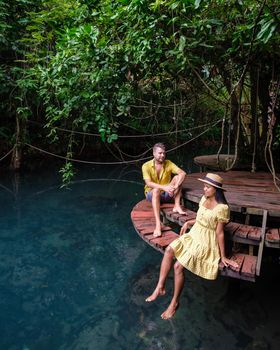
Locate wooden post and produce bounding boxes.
[256,210,268,276]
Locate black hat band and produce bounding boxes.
[204,176,223,188]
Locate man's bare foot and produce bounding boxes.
[153,228,162,237]
[161,302,179,319]
[173,206,186,215]
[145,287,166,302]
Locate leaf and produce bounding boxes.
[179,35,186,52]
[256,18,276,44]
[195,0,202,9]
[107,133,118,143]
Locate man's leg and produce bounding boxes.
[145,246,174,302]
[149,188,162,237]
[161,261,185,319]
[170,175,185,214]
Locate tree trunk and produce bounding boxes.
[10,114,23,170]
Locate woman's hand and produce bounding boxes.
[221,257,239,269]
[180,221,191,236]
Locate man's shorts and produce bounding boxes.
[146,190,173,203]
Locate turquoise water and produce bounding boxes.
[0,164,280,350]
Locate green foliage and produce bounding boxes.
[274,125,280,148]
[59,160,75,187]
[0,0,280,171]
[0,0,10,45]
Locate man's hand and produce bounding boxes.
[163,184,175,197]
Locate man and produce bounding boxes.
[142,143,186,237]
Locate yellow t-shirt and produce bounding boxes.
[142,159,181,195]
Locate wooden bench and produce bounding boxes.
[131,199,269,282]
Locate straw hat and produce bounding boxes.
[197,173,226,191]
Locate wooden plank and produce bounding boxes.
[241,255,257,278]
[219,253,245,279]
[234,224,251,239]
[228,253,245,273]
[224,222,240,239]
[247,227,262,241]
[132,216,155,223]
[160,203,174,209]
[178,215,196,226]
[266,228,280,243]
[131,211,156,219]
[219,253,256,282]
[149,231,179,249]
[132,220,156,228]
[139,225,173,235]
[164,212,181,223]
[161,208,196,219]
[134,199,152,210]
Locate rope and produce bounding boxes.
[189,64,227,106]
[110,143,152,159]
[132,98,191,108]
[216,107,228,168]
[225,83,243,171]
[25,119,222,165]
[27,119,222,139]
[25,143,138,165]
[251,67,259,173]
[0,147,14,162]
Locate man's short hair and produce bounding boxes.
[153,143,165,151]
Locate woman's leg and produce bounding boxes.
[161,261,185,319]
[145,246,175,302]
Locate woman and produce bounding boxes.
[145,173,239,319]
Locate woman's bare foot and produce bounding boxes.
[161,301,179,319]
[145,287,166,302]
[173,206,186,215]
[153,228,162,237]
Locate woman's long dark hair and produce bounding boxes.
[215,188,228,204]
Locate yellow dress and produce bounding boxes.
[170,196,230,280]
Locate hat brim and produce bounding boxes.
[197,178,226,191]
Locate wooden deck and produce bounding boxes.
[194,154,245,171]
[182,171,280,215]
[131,200,259,282]
[131,171,280,282]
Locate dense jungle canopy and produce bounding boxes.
[0,0,279,182]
